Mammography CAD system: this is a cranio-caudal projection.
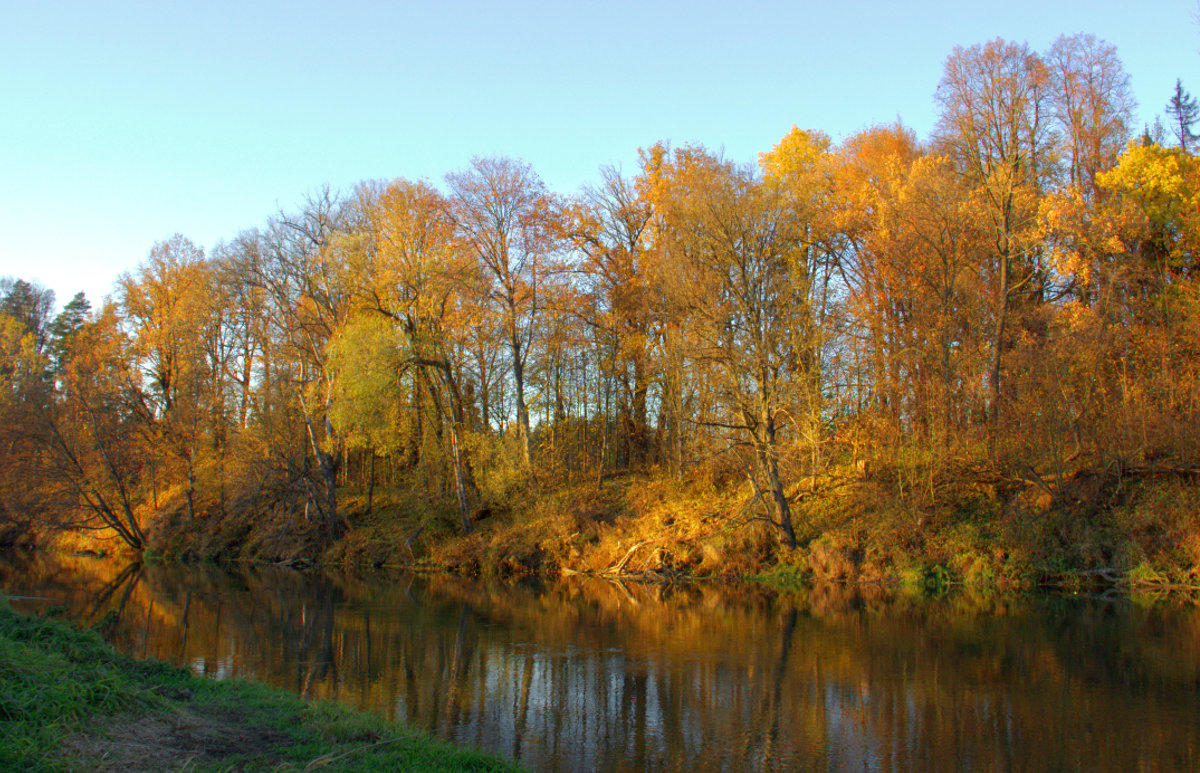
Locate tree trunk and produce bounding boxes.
[449,424,473,536]
[366,450,375,516]
[762,418,796,549]
[510,322,531,468]
[631,348,649,467]
[988,250,1011,463]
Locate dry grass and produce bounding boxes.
[414,475,770,579]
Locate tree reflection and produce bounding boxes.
[3,553,1199,772]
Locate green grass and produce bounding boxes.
[0,598,525,772]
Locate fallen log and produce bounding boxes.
[602,540,650,576]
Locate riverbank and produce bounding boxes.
[310,464,1192,591]
[0,599,523,772]
[57,461,1200,593]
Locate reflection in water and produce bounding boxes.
[2,551,1199,772]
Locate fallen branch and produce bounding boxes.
[1066,567,1124,585]
[1045,567,1200,591]
[404,526,425,559]
[1122,464,1200,480]
[603,540,650,576]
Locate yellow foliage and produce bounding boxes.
[759,126,832,181]
[326,313,410,453]
[1097,140,1200,270]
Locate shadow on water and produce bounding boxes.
[3,551,1200,772]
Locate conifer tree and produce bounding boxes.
[1166,79,1199,153]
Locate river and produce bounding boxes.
[2,551,1198,772]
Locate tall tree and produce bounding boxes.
[447,156,559,469]
[345,178,484,534]
[0,308,53,544]
[1166,79,1200,154]
[651,146,813,547]
[38,306,149,549]
[934,38,1053,459]
[46,292,91,380]
[833,123,924,430]
[759,128,846,482]
[1046,34,1135,195]
[849,145,987,453]
[570,165,657,468]
[119,235,212,520]
[0,278,56,354]
[253,189,352,543]
[212,231,272,427]
[636,142,700,477]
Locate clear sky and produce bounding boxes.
[2,0,1196,309]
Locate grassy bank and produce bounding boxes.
[0,599,524,772]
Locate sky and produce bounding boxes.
[1,0,1197,309]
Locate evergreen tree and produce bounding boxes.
[46,292,91,377]
[1166,78,1199,153]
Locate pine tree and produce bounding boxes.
[46,292,91,376]
[1166,79,1199,153]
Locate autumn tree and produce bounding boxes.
[341,178,485,534]
[759,128,846,481]
[324,313,409,512]
[212,231,276,428]
[636,143,700,477]
[252,190,353,542]
[934,38,1054,459]
[447,156,560,469]
[569,165,658,469]
[1028,139,1200,467]
[119,235,213,520]
[1099,141,1200,279]
[837,127,991,474]
[650,146,815,547]
[1045,34,1135,196]
[37,306,150,549]
[0,284,56,543]
[0,278,56,355]
[832,125,923,429]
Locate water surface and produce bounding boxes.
[2,552,1198,772]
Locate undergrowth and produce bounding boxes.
[122,459,1200,595]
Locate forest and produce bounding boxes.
[2,34,1198,584]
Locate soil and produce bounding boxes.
[63,704,296,772]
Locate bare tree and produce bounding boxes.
[1046,34,1135,194]
[934,38,1053,459]
[251,189,352,543]
[447,156,559,469]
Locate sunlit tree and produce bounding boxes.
[447,156,560,469]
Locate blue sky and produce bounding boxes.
[2,0,1196,308]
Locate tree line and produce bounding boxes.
[2,34,1197,554]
